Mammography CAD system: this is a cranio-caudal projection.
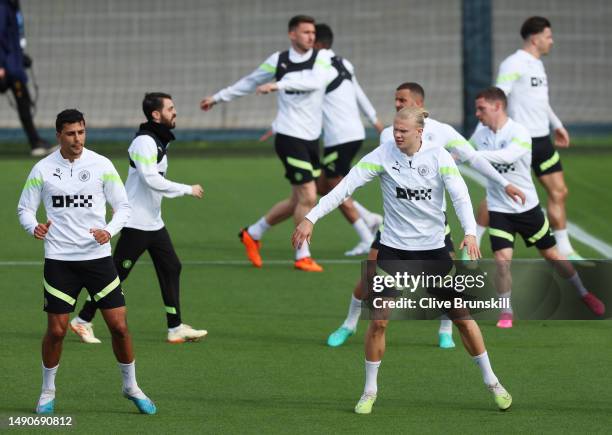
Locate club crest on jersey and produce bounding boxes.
[396,186,432,201]
[425,133,434,142]
[78,170,90,182]
[417,165,430,177]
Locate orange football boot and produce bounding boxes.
[238,228,262,268]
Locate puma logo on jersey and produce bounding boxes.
[53,173,61,180]
[492,163,515,173]
[52,194,93,208]
[396,187,432,200]
[530,77,547,87]
[392,161,401,173]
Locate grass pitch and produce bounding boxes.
[1,150,611,434]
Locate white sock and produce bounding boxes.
[364,360,381,394]
[353,218,372,243]
[341,295,362,331]
[353,201,375,225]
[118,360,145,398]
[554,229,574,255]
[40,363,58,404]
[472,351,499,386]
[75,316,89,325]
[438,315,452,334]
[476,225,487,247]
[247,217,270,241]
[295,241,311,260]
[499,291,513,314]
[567,272,588,297]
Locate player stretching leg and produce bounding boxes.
[326,83,525,348]
[18,110,155,415]
[294,107,512,413]
[471,87,604,328]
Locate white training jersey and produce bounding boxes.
[125,135,192,231]
[321,49,377,147]
[213,47,333,141]
[496,49,563,137]
[306,140,476,251]
[380,119,510,188]
[470,118,539,213]
[17,149,130,261]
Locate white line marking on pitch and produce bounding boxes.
[0,259,361,267]
[459,165,612,258]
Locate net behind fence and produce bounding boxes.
[0,0,609,132]
[3,0,462,129]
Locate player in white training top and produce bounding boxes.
[325,82,525,350]
[200,15,334,272]
[471,87,604,328]
[71,93,207,345]
[293,107,513,414]
[480,16,582,260]
[314,23,384,256]
[17,109,156,415]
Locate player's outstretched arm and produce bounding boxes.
[292,219,314,249]
[200,96,216,111]
[191,184,204,199]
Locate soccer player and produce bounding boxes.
[314,23,384,256]
[477,16,582,259]
[293,107,513,413]
[326,82,525,349]
[17,109,156,415]
[71,93,207,344]
[200,15,333,272]
[471,87,604,328]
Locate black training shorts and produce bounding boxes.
[43,257,124,314]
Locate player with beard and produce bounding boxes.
[71,93,207,344]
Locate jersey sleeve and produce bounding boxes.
[306,146,384,224]
[495,57,522,95]
[443,125,509,187]
[100,161,130,238]
[276,50,333,92]
[476,133,532,165]
[547,105,563,130]
[17,164,43,235]
[129,136,192,198]
[213,52,279,102]
[345,59,378,125]
[438,149,476,236]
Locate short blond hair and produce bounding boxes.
[394,106,429,128]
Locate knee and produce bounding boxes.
[370,320,388,334]
[47,324,68,341]
[452,319,472,332]
[108,321,129,340]
[549,185,568,202]
[170,258,182,276]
